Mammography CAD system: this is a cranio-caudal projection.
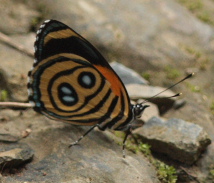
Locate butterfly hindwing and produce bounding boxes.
[28,20,133,130]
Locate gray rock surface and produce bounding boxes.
[0,111,160,183]
[0,0,39,34]
[126,84,175,99]
[126,84,177,114]
[134,117,211,165]
[0,133,20,143]
[0,143,34,169]
[33,0,214,71]
[111,61,148,85]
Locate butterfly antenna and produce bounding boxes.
[165,93,182,99]
[141,73,194,104]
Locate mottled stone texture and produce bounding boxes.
[134,117,211,165]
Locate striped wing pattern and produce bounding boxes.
[28,20,133,130]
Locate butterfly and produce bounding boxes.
[27,20,148,152]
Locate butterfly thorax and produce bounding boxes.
[109,104,149,131]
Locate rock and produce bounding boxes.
[0,0,40,35]
[12,33,35,55]
[126,84,177,114]
[0,114,160,183]
[21,128,32,138]
[35,0,214,72]
[0,134,20,143]
[173,99,186,109]
[134,117,211,165]
[0,37,32,101]
[0,143,34,169]
[197,142,214,182]
[0,109,22,122]
[110,61,148,85]
[126,84,175,99]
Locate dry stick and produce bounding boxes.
[0,102,32,108]
[0,31,34,58]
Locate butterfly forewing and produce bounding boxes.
[28,20,133,130]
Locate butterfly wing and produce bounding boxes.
[28,20,133,130]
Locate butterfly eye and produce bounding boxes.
[133,104,149,118]
[78,71,96,89]
[58,83,78,106]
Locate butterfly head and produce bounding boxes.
[114,104,149,131]
[132,104,149,119]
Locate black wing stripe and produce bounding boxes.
[28,20,133,128]
[45,95,119,124]
[35,20,109,67]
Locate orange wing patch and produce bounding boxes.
[94,65,123,97]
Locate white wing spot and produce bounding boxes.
[61,86,72,95]
[62,96,75,102]
[27,77,32,83]
[44,20,51,23]
[40,24,45,28]
[34,59,37,63]
[30,66,34,72]
[36,29,41,34]
[27,88,33,96]
[82,75,91,86]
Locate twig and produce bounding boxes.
[0,102,33,108]
[0,31,34,58]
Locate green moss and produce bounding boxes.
[164,66,181,80]
[210,169,214,176]
[205,165,214,182]
[209,169,214,179]
[137,142,177,183]
[156,162,177,183]
[182,45,210,70]
[142,72,151,81]
[183,46,202,59]
[198,58,210,70]
[177,0,214,25]
[197,11,213,24]
[210,101,214,114]
[211,102,214,110]
[137,143,151,156]
[178,0,203,12]
[185,82,201,92]
[0,90,8,102]
[31,17,40,27]
[114,131,126,139]
[119,136,178,183]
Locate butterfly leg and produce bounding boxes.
[130,130,139,146]
[122,125,132,158]
[69,124,98,147]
